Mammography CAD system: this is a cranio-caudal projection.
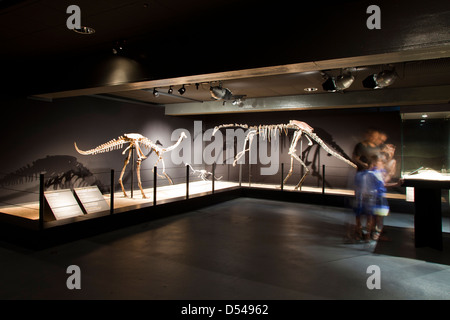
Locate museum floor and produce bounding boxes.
[0,197,449,300]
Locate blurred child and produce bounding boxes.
[368,154,390,240]
[352,154,389,241]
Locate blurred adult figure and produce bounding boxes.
[352,128,381,172]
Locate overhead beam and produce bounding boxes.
[164,85,450,115]
[32,45,450,100]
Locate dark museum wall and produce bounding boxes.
[0,95,403,206]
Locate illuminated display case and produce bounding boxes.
[401,111,449,176]
[401,111,450,213]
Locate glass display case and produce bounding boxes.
[401,111,449,176]
[401,111,450,207]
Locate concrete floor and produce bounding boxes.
[0,197,449,301]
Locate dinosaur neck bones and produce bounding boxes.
[75,132,187,198]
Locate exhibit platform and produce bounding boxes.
[0,179,415,250]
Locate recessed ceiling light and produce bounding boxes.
[304,87,318,92]
[73,26,95,35]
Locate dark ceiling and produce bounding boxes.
[1,0,450,112]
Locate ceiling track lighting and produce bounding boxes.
[168,86,173,94]
[178,85,186,95]
[153,88,159,97]
[210,81,234,100]
[335,73,355,91]
[142,89,203,103]
[362,69,398,89]
[322,70,354,92]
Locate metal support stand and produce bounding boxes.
[186,164,189,200]
[322,164,326,194]
[110,169,114,214]
[239,163,242,187]
[249,162,252,187]
[39,173,44,231]
[212,163,215,194]
[130,146,134,198]
[281,163,284,191]
[153,166,157,206]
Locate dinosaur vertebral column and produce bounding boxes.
[75,132,187,198]
[214,120,357,190]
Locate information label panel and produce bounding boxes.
[44,189,84,220]
[74,186,109,214]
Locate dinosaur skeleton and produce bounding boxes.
[213,120,357,190]
[75,132,187,198]
[185,163,223,181]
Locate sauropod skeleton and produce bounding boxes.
[75,132,187,198]
[213,120,357,189]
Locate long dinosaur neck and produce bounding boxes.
[164,133,186,152]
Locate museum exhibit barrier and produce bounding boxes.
[2,156,431,251]
[0,160,413,227]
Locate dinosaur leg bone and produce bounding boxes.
[135,159,147,198]
[153,156,173,184]
[290,152,310,190]
[233,129,257,166]
[283,130,310,189]
[160,158,173,184]
[118,146,133,197]
[134,142,147,161]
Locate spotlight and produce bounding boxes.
[210,85,233,100]
[375,70,398,88]
[335,73,354,91]
[168,86,173,94]
[322,71,354,92]
[232,98,245,107]
[178,85,186,95]
[363,69,398,89]
[153,88,159,97]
